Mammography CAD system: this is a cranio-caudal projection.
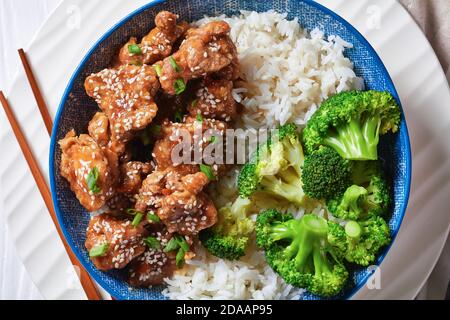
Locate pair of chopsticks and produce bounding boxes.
[0,49,102,300]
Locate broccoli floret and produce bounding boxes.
[302,146,351,200]
[256,210,348,297]
[237,124,305,206]
[328,216,391,266]
[200,197,254,260]
[303,91,401,160]
[327,161,390,220]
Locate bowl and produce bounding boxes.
[49,0,412,300]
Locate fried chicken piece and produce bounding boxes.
[105,193,135,216]
[135,169,217,236]
[59,130,117,212]
[128,224,176,287]
[85,64,160,154]
[157,21,238,95]
[152,116,228,175]
[85,214,147,271]
[117,161,152,194]
[86,112,122,183]
[88,112,110,148]
[118,11,189,66]
[214,52,240,81]
[188,79,237,122]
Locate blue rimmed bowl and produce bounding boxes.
[49,0,411,300]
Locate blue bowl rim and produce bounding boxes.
[49,0,412,300]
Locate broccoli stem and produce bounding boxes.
[271,221,297,241]
[313,247,331,275]
[345,221,362,241]
[324,116,381,160]
[282,140,303,177]
[230,197,252,219]
[291,215,328,272]
[340,185,367,218]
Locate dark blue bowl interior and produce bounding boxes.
[50,0,411,300]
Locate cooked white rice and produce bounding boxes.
[163,241,304,300]
[163,10,363,300]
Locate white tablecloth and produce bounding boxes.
[0,0,448,300]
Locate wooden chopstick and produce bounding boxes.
[18,49,53,136]
[0,91,102,300]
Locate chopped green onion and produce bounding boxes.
[163,235,189,268]
[174,78,186,95]
[89,243,109,257]
[210,136,217,144]
[147,212,161,223]
[196,113,203,123]
[144,236,161,250]
[169,56,181,72]
[200,164,216,181]
[126,208,143,216]
[164,237,180,253]
[86,167,101,194]
[176,236,190,252]
[176,248,186,268]
[174,111,183,123]
[128,44,142,55]
[131,212,144,227]
[191,99,198,108]
[153,64,162,77]
[130,60,143,66]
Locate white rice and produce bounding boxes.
[163,10,363,300]
[163,242,304,300]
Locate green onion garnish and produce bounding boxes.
[130,60,143,66]
[131,212,144,227]
[177,236,189,252]
[176,248,186,268]
[210,136,217,143]
[147,212,161,223]
[196,113,203,123]
[86,167,101,194]
[164,237,180,253]
[144,236,161,250]
[126,208,143,216]
[169,56,181,72]
[89,243,109,257]
[163,235,189,268]
[174,78,186,95]
[153,64,162,77]
[191,99,198,108]
[128,44,142,55]
[200,164,216,181]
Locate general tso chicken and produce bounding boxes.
[58,11,241,288]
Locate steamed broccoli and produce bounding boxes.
[199,197,255,260]
[302,146,351,200]
[256,209,348,297]
[327,161,390,220]
[238,124,305,206]
[328,216,391,266]
[303,91,401,160]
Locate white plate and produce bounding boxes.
[1,0,449,300]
